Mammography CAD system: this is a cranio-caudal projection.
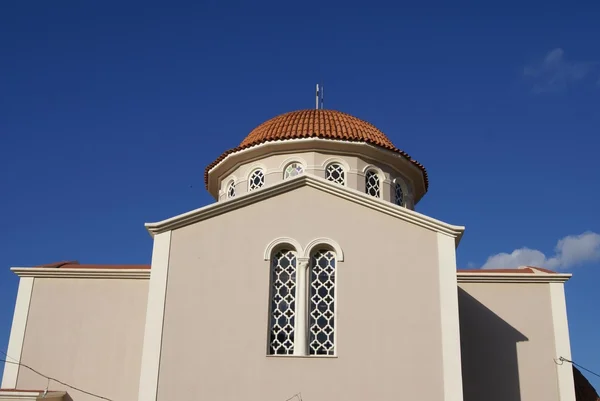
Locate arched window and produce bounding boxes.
[283,162,304,179]
[226,181,236,199]
[394,180,404,206]
[325,163,345,185]
[268,249,298,355]
[365,170,380,198]
[248,169,265,191]
[309,249,336,356]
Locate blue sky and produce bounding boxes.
[1,0,599,389]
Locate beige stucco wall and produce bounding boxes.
[458,282,560,401]
[16,278,148,401]
[157,185,450,400]
[218,151,414,208]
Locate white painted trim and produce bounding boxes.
[278,156,308,172]
[549,283,576,401]
[321,157,351,173]
[1,277,34,389]
[457,272,571,283]
[294,259,309,356]
[321,158,349,187]
[264,238,304,260]
[137,231,172,401]
[206,138,428,202]
[10,268,150,279]
[436,233,464,401]
[0,391,66,400]
[146,175,465,245]
[303,238,344,261]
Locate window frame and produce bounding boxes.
[283,162,305,179]
[226,180,236,199]
[393,177,405,207]
[364,168,381,198]
[265,238,342,358]
[248,168,265,191]
[308,248,337,356]
[325,162,346,186]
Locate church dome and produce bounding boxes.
[205,109,428,189]
[241,109,397,151]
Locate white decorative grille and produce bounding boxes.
[284,162,304,179]
[227,181,236,198]
[325,163,345,185]
[268,250,297,355]
[309,249,336,356]
[394,181,404,206]
[365,170,380,197]
[248,169,265,191]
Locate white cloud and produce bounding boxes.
[481,232,600,270]
[523,48,598,93]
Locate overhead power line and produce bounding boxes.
[559,356,600,379]
[0,350,113,401]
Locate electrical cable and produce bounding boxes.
[559,356,600,379]
[0,350,113,401]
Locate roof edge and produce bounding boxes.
[205,136,429,190]
[11,267,151,279]
[147,174,463,242]
[0,390,67,400]
[457,268,571,283]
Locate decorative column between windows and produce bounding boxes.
[294,258,309,356]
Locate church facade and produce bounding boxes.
[1,109,576,401]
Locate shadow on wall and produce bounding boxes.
[458,288,529,401]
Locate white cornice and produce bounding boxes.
[11,268,151,279]
[206,138,428,201]
[146,174,465,245]
[0,391,66,400]
[457,272,572,283]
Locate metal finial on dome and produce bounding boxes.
[316,84,319,109]
[316,84,324,109]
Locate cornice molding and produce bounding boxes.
[11,268,151,279]
[146,174,465,245]
[0,391,67,400]
[206,138,427,201]
[457,272,572,283]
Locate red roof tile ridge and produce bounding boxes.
[34,262,150,270]
[520,265,559,274]
[457,268,535,273]
[457,266,563,274]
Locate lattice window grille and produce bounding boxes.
[365,170,380,197]
[248,169,265,191]
[227,181,236,198]
[394,181,404,206]
[325,163,345,185]
[268,250,298,355]
[284,163,304,179]
[309,249,336,356]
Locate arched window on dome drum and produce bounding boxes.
[365,170,380,198]
[394,180,404,206]
[268,249,298,355]
[248,169,265,191]
[283,162,304,179]
[309,249,336,356]
[226,181,236,199]
[325,163,345,185]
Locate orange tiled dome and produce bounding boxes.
[240,109,397,151]
[205,109,428,189]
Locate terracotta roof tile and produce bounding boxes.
[457,266,560,274]
[35,261,150,269]
[204,109,428,190]
[457,268,538,274]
